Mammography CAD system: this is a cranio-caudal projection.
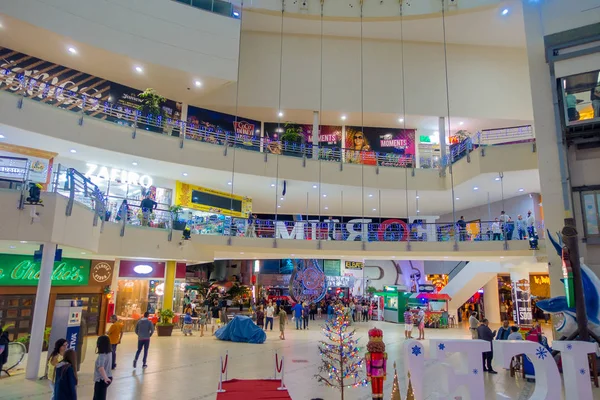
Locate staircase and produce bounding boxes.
[441,262,504,314]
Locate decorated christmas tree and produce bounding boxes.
[390,362,402,400]
[315,304,367,399]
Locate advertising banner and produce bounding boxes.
[345,126,415,166]
[263,123,342,157]
[186,106,260,150]
[0,255,90,286]
[0,47,181,132]
[175,181,252,218]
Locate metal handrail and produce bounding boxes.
[0,72,535,171]
[64,168,106,230]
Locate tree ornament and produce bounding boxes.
[390,361,402,400]
[406,371,415,400]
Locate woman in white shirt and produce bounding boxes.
[492,218,501,241]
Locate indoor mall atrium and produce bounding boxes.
[0,0,599,399]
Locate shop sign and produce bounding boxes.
[344,261,363,270]
[0,255,90,286]
[90,260,113,284]
[418,284,436,293]
[533,276,550,285]
[119,260,165,278]
[85,163,153,188]
[326,276,353,288]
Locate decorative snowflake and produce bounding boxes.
[566,344,573,350]
[580,368,587,375]
[472,369,478,375]
[536,347,548,360]
[411,345,422,357]
[438,343,446,351]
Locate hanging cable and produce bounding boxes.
[318,0,324,229]
[441,0,458,246]
[274,0,285,225]
[229,0,244,243]
[360,0,365,243]
[399,1,411,240]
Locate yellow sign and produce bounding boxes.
[344,261,363,270]
[533,275,550,285]
[175,181,252,218]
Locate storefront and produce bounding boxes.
[54,159,174,228]
[373,285,411,324]
[114,260,186,331]
[0,256,113,341]
[0,143,56,189]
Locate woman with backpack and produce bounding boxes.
[54,348,78,400]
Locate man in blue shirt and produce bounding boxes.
[292,302,303,330]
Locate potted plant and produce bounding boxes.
[156,308,175,336]
[169,205,187,230]
[280,123,304,156]
[138,88,166,133]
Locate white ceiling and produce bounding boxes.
[0,123,540,218]
[242,1,526,48]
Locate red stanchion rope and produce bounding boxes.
[221,354,228,374]
[276,354,283,374]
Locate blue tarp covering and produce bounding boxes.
[215,315,266,344]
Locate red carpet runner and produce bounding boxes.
[216,379,292,399]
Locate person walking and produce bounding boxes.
[469,312,479,339]
[495,320,511,340]
[500,302,508,321]
[517,215,527,240]
[457,216,467,241]
[54,349,78,400]
[133,311,154,369]
[292,302,303,330]
[492,218,501,240]
[93,336,113,400]
[278,307,287,340]
[526,210,536,239]
[416,307,426,340]
[265,301,275,331]
[403,307,414,339]
[310,302,317,320]
[211,301,221,333]
[106,315,123,370]
[48,338,68,399]
[477,319,497,374]
[256,305,265,329]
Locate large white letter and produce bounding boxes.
[275,221,305,240]
[553,341,598,400]
[403,340,425,400]
[429,339,489,399]
[346,218,371,241]
[493,341,561,400]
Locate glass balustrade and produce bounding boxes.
[561,68,600,126]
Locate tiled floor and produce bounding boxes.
[0,320,597,400]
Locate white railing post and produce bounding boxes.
[277,356,287,391]
[217,355,226,393]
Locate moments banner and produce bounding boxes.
[345,126,416,166]
[263,122,342,156]
[0,47,182,132]
[186,106,261,150]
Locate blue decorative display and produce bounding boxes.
[438,343,446,351]
[289,259,327,304]
[411,345,422,357]
[536,346,548,360]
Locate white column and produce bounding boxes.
[415,134,421,168]
[483,276,500,324]
[522,1,569,298]
[260,121,265,152]
[109,259,121,313]
[180,103,188,124]
[509,269,533,326]
[341,124,346,162]
[25,243,56,380]
[312,111,319,158]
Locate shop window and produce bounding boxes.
[581,191,600,238]
[21,309,32,317]
[115,280,164,332]
[561,69,600,126]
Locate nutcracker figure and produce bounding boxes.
[365,327,387,399]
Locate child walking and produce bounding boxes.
[93,335,113,400]
[279,307,287,340]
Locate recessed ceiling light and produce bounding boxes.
[501,8,509,15]
[240,252,244,255]
[459,121,464,126]
[341,115,347,121]
[518,188,524,192]
[132,162,138,166]
[500,256,505,259]
[270,183,275,187]
[444,256,449,259]
[278,111,283,117]
[368,194,373,198]
[277,205,281,208]
[233,11,240,17]
[312,185,318,189]
[416,210,420,213]
[9,246,15,249]
[68,47,77,54]
[227,181,232,185]
[473,186,479,191]
[372,208,376,211]
[20,241,27,244]
[323,194,327,198]
[81,252,86,255]
[398,118,404,123]
[194,80,202,87]
[455,197,460,200]
[324,206,329,210]
[416,195,420,199]
[135,66,143,73]
[256,129,261,133]
[280,197,284,201]
[0,134,4,139]
[495,177,500,181]
[70,149,77,153]
[291,254,295,257]
[182,172,188,177]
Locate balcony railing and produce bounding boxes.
[0,72,535,172]
[172,0,240,19]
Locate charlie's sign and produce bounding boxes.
[0,255,90,286]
